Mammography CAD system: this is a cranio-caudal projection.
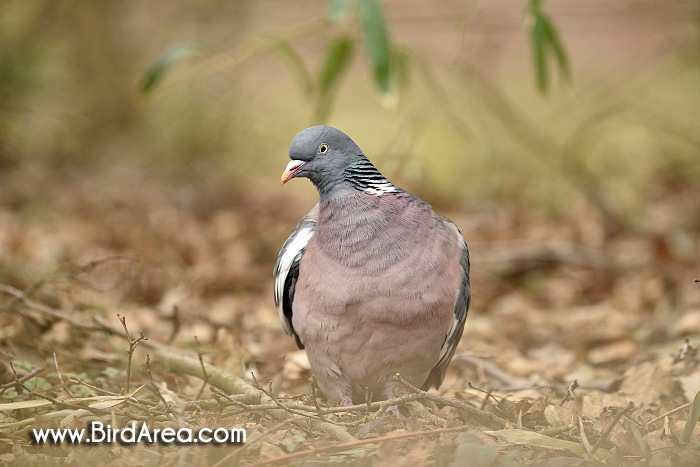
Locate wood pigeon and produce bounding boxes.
[274,126,470,404]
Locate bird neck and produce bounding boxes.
[342,156,397,197]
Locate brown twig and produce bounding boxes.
[643,402,692,428]
[118,314,148,393]
[0,279,46,313]
[194,335,209,399]
[590,402,634,454]
[0,283,102,330]
[66,377,119,396]
[393,374,505,430]
[9,363,86,412]
[165,304,182,344]
[145,354,170,409]
[53,351,74,397]
[67,254,138,292]
[0,366,45,392]
[467,382,500,408]
[560,379,580,406]
[458,354,534,390]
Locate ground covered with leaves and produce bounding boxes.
[0,167,699,466]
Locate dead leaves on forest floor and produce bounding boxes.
[1,267,699,465]
[0,170,699,465]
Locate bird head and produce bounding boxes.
[281,126,364,191]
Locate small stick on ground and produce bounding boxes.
[53,351,74,397]
[9,363,86,412]
[467,382,500,409]
[560,379,580,406]
[145,354,170,409]
[365,387,373,414]
[643,402,692,428]
[194,335,209,399]
[118,314,148,393]
[673,338,698,364]
[0,366,45,392]
[590,402,634,454]
[394,374,505,430]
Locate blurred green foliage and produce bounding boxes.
[527,0,571,94]
[0,0,697,219]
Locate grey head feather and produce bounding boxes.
[285,126,397,199]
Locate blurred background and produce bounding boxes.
[1,1,700,463]
[1,0,699,403]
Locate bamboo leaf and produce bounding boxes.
[317,36,355,98]
[139,42,197,94]
[527,0,570,94]
[530,16,548,94]
[540,17,571,83]
[357,0,391,93]
[265,37,315,96]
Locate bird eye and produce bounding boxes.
[318,143,329,155]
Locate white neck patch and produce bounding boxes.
[364,179,397,196]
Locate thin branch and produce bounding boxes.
[590,402,634,454]
[66,377,120,397]
[145,354,170,410]
[467,382,500,408]
[560,379,580,406]
[0,366,45,392]
[53,352,74,397]
[393,374,505,430]
[118,314,148,394]
[643,402,692,428]
[9,363,87,412]
[193,336,209,399]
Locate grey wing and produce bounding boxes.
[423,221,470,390]
[273,205,318,349]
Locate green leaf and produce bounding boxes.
[11,360,34,372]
[317,36,355,97]
[265,37,314,96]
[139,42,197,95]
[23,377,51,392]
[530,16,548,94]
[527,0,570,94]
[540,16,571,83]
[326,0,351,22]
[680,389,700,444]
[356,0,391,93]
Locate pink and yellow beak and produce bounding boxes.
[281,159,306,184]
